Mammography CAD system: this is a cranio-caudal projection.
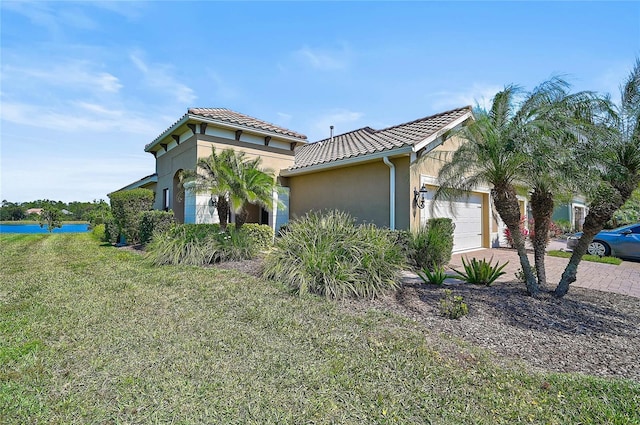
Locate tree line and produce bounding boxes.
[0,199,111,223]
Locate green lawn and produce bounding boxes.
[1,234,638,424]
[547,250,624,265]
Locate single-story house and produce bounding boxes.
[116,106,514,252]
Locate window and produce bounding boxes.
[629,225,640,234]
[163,188,170,211]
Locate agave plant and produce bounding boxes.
[452,256,508,286]
[416,263,448,285]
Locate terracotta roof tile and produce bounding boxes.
[290,106,472,169]
[188,108,307,140]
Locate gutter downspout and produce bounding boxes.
[382,156,395,230]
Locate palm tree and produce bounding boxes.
[222,152,281,229]
[519,81,611,288]
[555,59,640,297]
[181,147,234,230]
[182,147,280,230]
[433,86,540,295]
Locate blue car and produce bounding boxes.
[566,223,640,260]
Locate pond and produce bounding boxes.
[0,223,90,234]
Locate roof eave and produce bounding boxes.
[412,110,474,153]
[189,114,308,144]
[145,113,307,153]
[281,146,413,177]
[144,114,190,152]
[110,173,158,194]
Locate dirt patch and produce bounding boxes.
[212,257,263,277]
[350,279,640,382]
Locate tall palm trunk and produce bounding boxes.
[492,184,539,296]
[530,188,554,288]
[235,207,248,230]
[555,180,636,297]
[217,196,230,231]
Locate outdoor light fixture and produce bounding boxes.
[209,195,218,208]
[414,184,428,209]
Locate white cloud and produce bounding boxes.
[427,83,503,112]
[310,109,364,141]
[295,44,351,70]
[276,112,292,127]
[1,1,143,34]
[129,52,197,104]
[1,101,149,135]
[2,62,123,94]
[594,64,629,105]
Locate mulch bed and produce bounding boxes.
[353,280,640,382]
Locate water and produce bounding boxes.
[0,223,90,234]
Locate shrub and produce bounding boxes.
[139,210,176,245]
[439,289,468,319]
[145,224,259,266]
[548,221,563,238]
[91,224,106,241]
[554,219,572,234]
[527,218,563,243]
[217,228,258,261]
[262,210,404,299]
[108,188,154,245]
[417,264,448,285]
[103,217,119,245]
[503,217,529,248]
[452,256,508,286]
[145,227,220,266]
[242,223,274,249]
[387,229,412,261]
[410,218,454,270]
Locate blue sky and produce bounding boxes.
[1,1,639,203]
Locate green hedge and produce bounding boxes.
[104,217,119,245]
[410,218,455,270]
[91,224,106,241]
[108,189,154,245]
[139,210,175,245]
[242,223,273,249]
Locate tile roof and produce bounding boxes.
[188,108,307,140]
[290,106,472,170]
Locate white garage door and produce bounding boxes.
[420,192,483,252]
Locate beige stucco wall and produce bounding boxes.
[152,130,296,218]
[196,135,295,179]
[287,156,411,229]
[154,135,198,211]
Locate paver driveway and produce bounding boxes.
[448,248,640,298]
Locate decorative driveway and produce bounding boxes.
[448,248,640,298]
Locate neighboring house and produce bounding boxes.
[552,197,587,231]
[112,173,158,194]
[118,106,508,252]
[26,208,43,215]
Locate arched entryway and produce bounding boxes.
[172,170,185,223]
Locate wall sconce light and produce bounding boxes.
[413,184,428,209]
[209,195,218,208]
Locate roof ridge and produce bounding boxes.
[311,126,377,144]
[375,105,472,133]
